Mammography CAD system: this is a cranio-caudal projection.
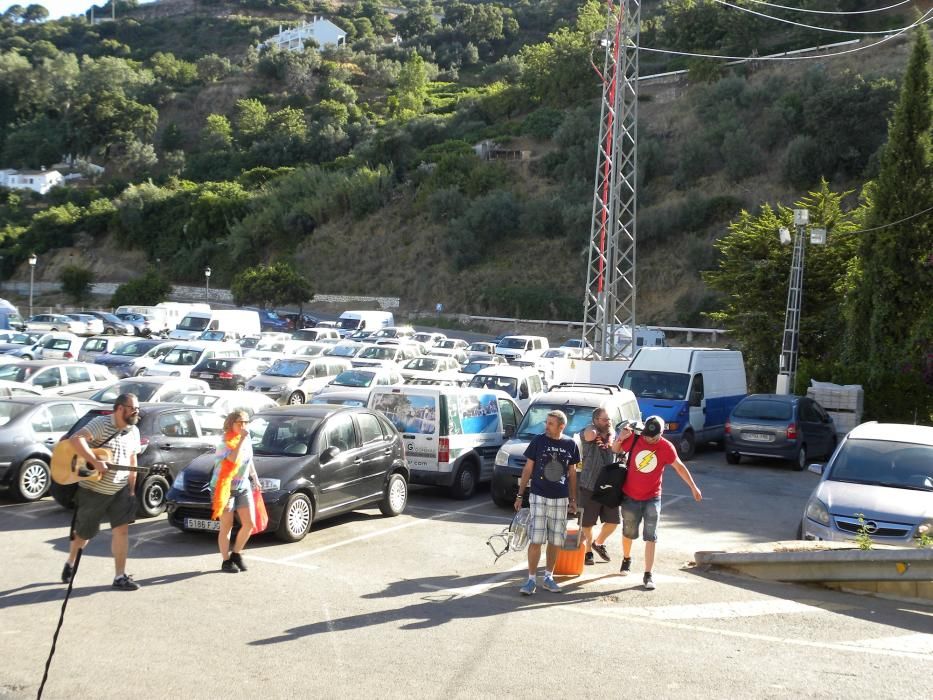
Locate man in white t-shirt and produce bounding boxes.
[62,393,143,591]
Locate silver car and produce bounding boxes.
[800,422,933,546]
[25,314,86,335]
[247,357,352,406]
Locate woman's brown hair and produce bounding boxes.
[223,410,249,433]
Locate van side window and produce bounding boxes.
[689,374,704,407]
[498,399,517,436]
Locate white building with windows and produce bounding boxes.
[0,168,64,195]
[259,16,347,53]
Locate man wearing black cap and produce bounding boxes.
[613,415,702,590]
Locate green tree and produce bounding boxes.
[394,54,429,116]
[704,183,861,392]
[230,262,313,308]
[394,1,438,39]
[110,270,173,307]
[196,54,232,83]
[201,113,233,150]
[60,264,94,305]
[234,98,270,146]
[22,4,48,23]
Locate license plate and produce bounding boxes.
[199,373,213,379]
[744,432,773,442]
[184,517,220,531]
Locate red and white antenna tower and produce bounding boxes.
[582,1,641,359]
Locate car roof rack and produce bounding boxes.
[548,383,620,395]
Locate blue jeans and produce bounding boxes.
[620,495,661,542]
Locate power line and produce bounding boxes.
[744,0,912,15]
[639,9,933,62]
[846,203,933,235]
[713,0,922,35]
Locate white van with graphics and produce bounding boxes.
[369,385,522,499]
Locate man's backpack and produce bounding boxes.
[590,461,627,507]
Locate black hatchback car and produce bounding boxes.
[56,403,226,517]
[165,405,410,542]
[190,357,266,391]
[725,394,837,470]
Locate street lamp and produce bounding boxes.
[28,253,37,317]
[204,266,211,302]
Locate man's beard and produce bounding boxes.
[125,415,140,426]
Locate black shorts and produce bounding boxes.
[579,488,621,528]
[73,486,136,540]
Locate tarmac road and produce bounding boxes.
[1,447,930,699]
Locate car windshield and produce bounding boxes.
[371,329,398,338]
[498,338,527,349]
[0,365,32,382]
[620,370,690,401]
[256,341,286,352]
[468,343,490,352]
[0,401,30,426]
[91,381,160,403]
[517,404,593,440]
[461,362,492,375]
[470,375,517,395]
[438,340,458,349]
[733,399,792,421]
[161,349,202,365]
[239,337,259,349]
[112,341,153,357]
[265,359,309,378]
[404,358,439,371]
[359,347,395,360]
[175,393,219,407]
[251,415,323,456]
[177,316,209,331]
[337,318,362,330]
[333,370,376,388]
[541,349,566,358]
[828,439,933,491]
[99,313,122,323]
[295,345,325,357]
[326,345,359,358]
[199,331,226,341]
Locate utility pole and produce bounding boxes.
[776,209,825,394]
[582,1,641,360]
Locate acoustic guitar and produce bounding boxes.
[51,443,150,486]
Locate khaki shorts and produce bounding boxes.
[73,486,136,540]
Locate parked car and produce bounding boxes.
[0,360,113,396]
[86,376,210,404]
[93,339,170,378]
[413,332,447,347]
[238,336,260,350]
[25,314,86,335]
[325,342,365,360]
[60,403,227,517]
[399,356,461,383]
[81,311,135,335]
[0,331,44,354]
[33,332,82,360]
[468,365,545,412]
[78,335,128,364]
[116,312,160,337]
[190,356,266,391]
[66,314,104,336]
[467,341,497,355]
[246,357,352,405]
[435,338,469,351]
[289,342,330,358]
[725,394,837,470]
[0,397,98,501]
[799,422,933,546]
[171,390,278,416]
[0,380,42,398]
[308,390,370,407]
[144,342,242,379]
[258,310,290,332]
[352,344,420,368]
[313,366,404,405]
[291,328,341,342]
[165,405,410,541]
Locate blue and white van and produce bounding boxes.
[620,348,747,459]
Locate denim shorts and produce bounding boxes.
[620,495,661,542]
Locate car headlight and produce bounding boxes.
[495,449,509,467]
[171,371,180,377]
[805,497,830,526]
[916,520,933,537]
[172,472,185,490]
[258,478,280,491]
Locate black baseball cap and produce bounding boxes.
[643,416,665,438]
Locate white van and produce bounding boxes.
[292,327,341,342]
[143,341,242,378]
[115,303,209,336]
[369,385,522,499]
[169,309,261,341]
[468,365,545,412]
[336,310,395,337]
[495,335,550,361]
[620,347,747,459]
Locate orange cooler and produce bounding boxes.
[554,515,585,576]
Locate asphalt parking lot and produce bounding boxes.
[2,447,931,699]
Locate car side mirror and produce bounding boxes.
[807,463,823,475]
[320,446,340,464]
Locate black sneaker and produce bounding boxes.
[620,557,632,575]
[230,552,247,572]
[61,562,74,584]
[584,552,595,566]
[112,574,140,591]
[221,559,238,574]
[592,543,611,562]
[643,572,656,590]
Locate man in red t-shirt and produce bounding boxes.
[613,416,702,590]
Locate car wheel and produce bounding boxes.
[134,367,146,376]
[286,391,305,405]
[379,473,408,516]
[676,431,696,461]
[104,328,115,335]
[492,492,514,509]
[12,458,51,502]
[792,445,807,471]
[50,327,58,332]
[449,462,477,500]
[725,451,741,465]
[235,383,245,391]
[137,474,170,518]
[21,353,32,360]
[276,493,313,542]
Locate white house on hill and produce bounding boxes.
[259,16,347,53]
[0,168,64,195]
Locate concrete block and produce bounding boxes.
[914,580,933,600]
[875,581,918,598]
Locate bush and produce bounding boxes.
[521,108,564,141]
[520,197,564,238]
[110,271,173,307]
[782,135,821,189]
[426,187,467,223]
[446,190,520,269]
[60,265,95,305]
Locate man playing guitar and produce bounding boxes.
[62,393,143,591]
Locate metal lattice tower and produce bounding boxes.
[582,0,641,360]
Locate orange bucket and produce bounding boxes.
[554,517,585,576]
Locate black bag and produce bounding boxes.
[591,461,627,507]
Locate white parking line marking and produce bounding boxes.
[281,501,491,562]
[844,634,933,654]
[407,504,510,522]
[420,562,527,598]
[248,555,320,571]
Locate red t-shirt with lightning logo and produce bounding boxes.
[619,434,678,500]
